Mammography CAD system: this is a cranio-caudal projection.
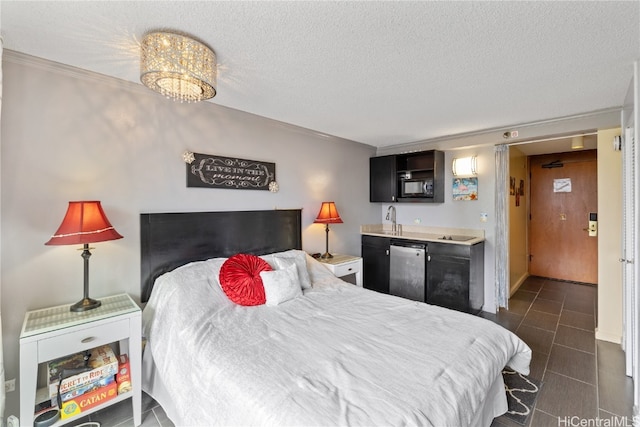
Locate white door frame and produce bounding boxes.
[621,60,639,414]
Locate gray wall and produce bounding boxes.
[0,53,378,417]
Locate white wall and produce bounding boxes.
[508,147,529,293]
[596,127,623,343]
[0,52,378,417]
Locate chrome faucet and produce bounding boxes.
[385,205,397,234]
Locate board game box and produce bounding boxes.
[47,344,118,399]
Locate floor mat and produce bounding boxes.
[502,368,542,425]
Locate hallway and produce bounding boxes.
[486,276,633,426]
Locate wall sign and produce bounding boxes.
[553,178,571,193]
[184,152,277,191]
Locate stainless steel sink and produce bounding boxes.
[437,235,475,242]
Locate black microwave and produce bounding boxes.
[400,177,434,198]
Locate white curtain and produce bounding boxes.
[0,35,5,422]
[494,144,509,309]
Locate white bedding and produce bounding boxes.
[142,251,531,426]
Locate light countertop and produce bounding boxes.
[361,224,485,245]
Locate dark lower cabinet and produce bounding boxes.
[361,235,390,294]
[361,236,485,313]
[427,242,484,313]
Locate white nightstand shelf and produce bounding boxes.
[318,254,363,286]
[19,294,142,426]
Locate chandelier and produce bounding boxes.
[140,31,217,103]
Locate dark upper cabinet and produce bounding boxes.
[361,235,390,294]
[369,150,444,203]
[369,155,397,202]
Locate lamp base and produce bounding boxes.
[70,297,101,312]
[320,252,334,259]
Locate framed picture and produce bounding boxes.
[453,177,478,201]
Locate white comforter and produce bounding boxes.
[142,254,531,427]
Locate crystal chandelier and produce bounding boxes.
[140,32,217,103]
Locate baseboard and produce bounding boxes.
[595,328,622,344]
[510,273,530,296]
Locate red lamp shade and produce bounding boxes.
[45,201,122,312]
[314,202,342,259]
[45,201,123,246]
[314,202,343,224]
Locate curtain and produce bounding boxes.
[494,144,509,309]
[0,35,5,421]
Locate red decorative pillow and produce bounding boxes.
[219,254,272,306]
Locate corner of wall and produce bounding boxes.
[596,127,623,341]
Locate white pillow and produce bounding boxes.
[273,250,313,290]
[259,263,302,306]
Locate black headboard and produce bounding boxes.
[140,209,302,302]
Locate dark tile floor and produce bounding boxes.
[485,276,634,427]
[86,276,633,427]
[72,391,174,427]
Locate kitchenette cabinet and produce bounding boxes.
[427,242,484,313]
[361,233,484,313]
[361,235,390,294]
[369,155,397,203]
[369,150,444,203]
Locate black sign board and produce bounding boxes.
[187,153,276,190]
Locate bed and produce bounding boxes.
[140,209,531,426]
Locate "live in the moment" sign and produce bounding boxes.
[187,153,276,190]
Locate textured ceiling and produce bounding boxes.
[1,1,639,148]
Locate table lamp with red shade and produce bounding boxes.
[45,201,123,312]
[314,202,343,259]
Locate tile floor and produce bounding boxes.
[486,276,634,427]
[86,276,633,427]
[70,391,173,427]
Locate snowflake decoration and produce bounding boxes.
[182,151,195,164]
[269,181,279,193]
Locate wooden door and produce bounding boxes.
[529,150,598,284]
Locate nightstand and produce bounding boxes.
[318,254,363,286]
[19,294,142,426]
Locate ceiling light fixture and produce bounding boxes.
[140,31,217,103]
[571,136,584,150]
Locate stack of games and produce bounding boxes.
[45,344,120,419]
